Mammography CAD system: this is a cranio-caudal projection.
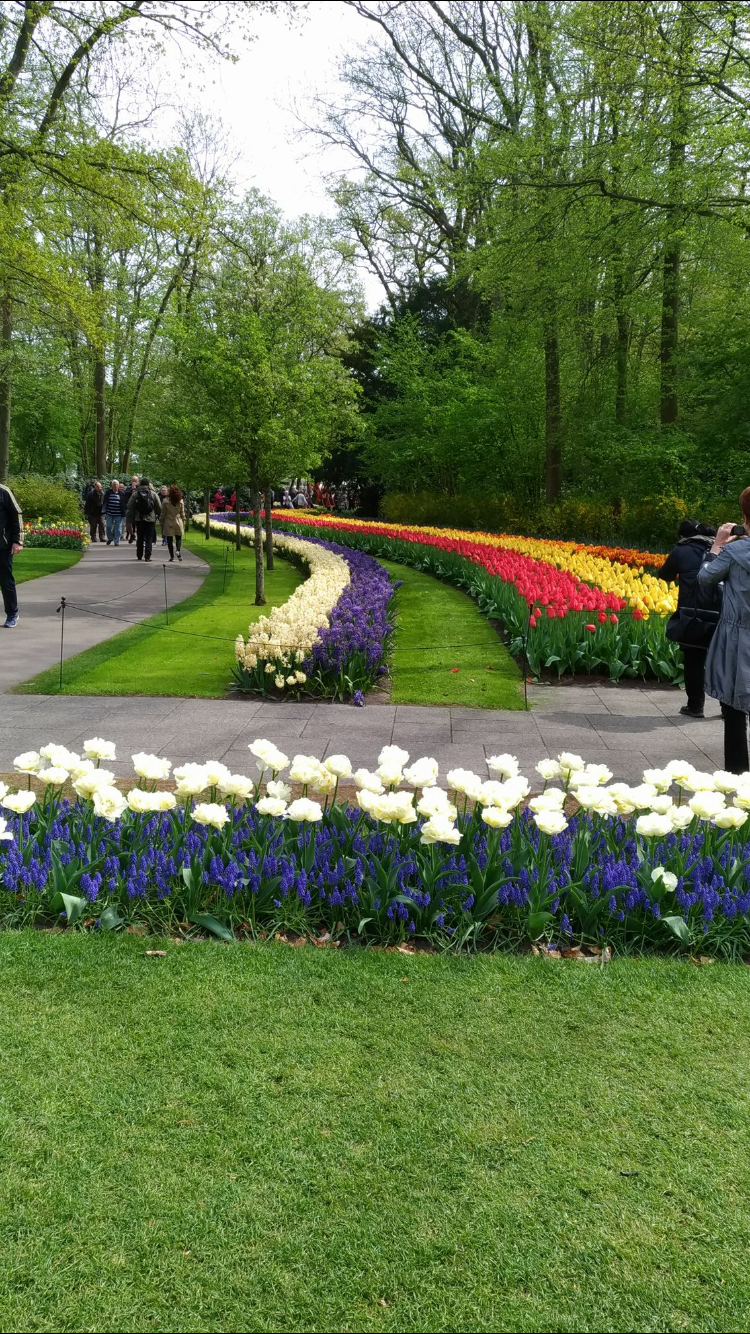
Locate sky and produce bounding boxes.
[156,1,385,307]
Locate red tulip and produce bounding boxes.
[584,623,596,632]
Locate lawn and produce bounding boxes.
[14,547,81,583]
[381,559,523,709]
[14,533,303,697]
[0,936,747,1334]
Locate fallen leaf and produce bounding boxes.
[125,925,146,936]
[399,976,408,983]
[320,1127,331,1137]
[145,950,166,957]
[690,955,715,966]
[449,667,460,673]
[379,1298,388,1307]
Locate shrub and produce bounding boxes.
[7,474,81,525]
[381,491,690,551]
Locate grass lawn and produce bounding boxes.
[0,936,747,1333]
[381,559,523,709]
[14,533,303,698]
[14,547,81,584]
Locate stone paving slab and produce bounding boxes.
[0,689,725,784]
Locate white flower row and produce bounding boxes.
[204,519,350,687]
[3,739,750,850]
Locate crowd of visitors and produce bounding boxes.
[82,477,184,563]
[209,480,361,513]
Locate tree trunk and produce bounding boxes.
[92,229,106,474]
[543,318,562,502]
[615,306,629,426]
[204,487,210,540]
[235,484,241,551]
[253,488,266,605]
[659,9,692,427]
[93,353,106,475]
[659,226,681,425]
[264,486,274,570]
[0,295,11,482]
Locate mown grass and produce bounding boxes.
[15,547,81,583]
[381,559,523,709]
[0,935,747,1333]
[14,533,303,697]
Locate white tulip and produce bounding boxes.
[13,751,42,775]
[649,795,674,815]
[416,787,454,818]
[528,790,566,813]
[378,744,410,769]
[290,755,324,786]
[536,758,562,780]
[192,802,230,828]
[2,791,37,814]
[420,815,460,846]
[267,779,292,802]
[74,770,116,800]
[39,744,80,769]
[481,806,513,829]
[132,752,171,781]
[487,753,520,780]
[83,738,117,761]
[713,771,740,794]
[0,816,12,842]
[635,813,673,838]
[557,752,585,775]
[669,806,694,830]
[40,767,69,787]
[402,757,439,788]
[651,867,678,892]
[643,768,672,793]
[714,807,748,830]
[353,768,384,794]
[92,786,128,823]
[255,796,288,817]
[533,809,568,836]
[688,791,727,820]
[286,797,323,823]
[324,754,352,779]
[203,761,232,789]
[376,762,403,789]
[446,768,481,796]
[218,774,254,802]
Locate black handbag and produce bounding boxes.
[665,572,721,650]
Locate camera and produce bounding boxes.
[731,524,746,537]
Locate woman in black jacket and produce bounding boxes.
[658,520,717,718]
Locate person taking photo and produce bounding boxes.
[698,489,750,772]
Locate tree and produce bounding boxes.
[155,196,361,603]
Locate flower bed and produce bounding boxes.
[1,740,749,959]
[218,520,393,701]
[23,522,87,550]
[265,512,683,683]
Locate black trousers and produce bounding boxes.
[0,547,17,617]
[166,534,181,557]
[721,703,749,774]
[681,646,707,712]
[88,514,105,542]
[136,521,155,561]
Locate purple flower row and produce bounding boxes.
[211,517,394,702]
[3,801,750,956]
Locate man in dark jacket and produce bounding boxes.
[659,519,717,718]
[126,477,161,562]
[0,481,23,628]
[84,481,105,542]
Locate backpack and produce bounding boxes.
[135,488,154,520]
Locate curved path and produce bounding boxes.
[0,541,208,692]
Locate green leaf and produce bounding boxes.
[527,910,554,939]
[663,915,690,947]
[189,913,234,943]
[99,905,123,931]
[49,892,86,926]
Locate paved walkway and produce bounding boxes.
[0,686,724,784]
[1,541,208,691]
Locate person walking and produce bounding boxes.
[84,481,105,542]
[127,477,161,562]
[158,487,169,545]
[104,479,125,546]
[160,485,185,562]
[124,476,139,544]
[0,480,23,629]
[698,490,750,772]
[659,519,717,718]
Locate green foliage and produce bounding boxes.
[382,490,691,551]
[14,549,81,584]
[8,474,81,525]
